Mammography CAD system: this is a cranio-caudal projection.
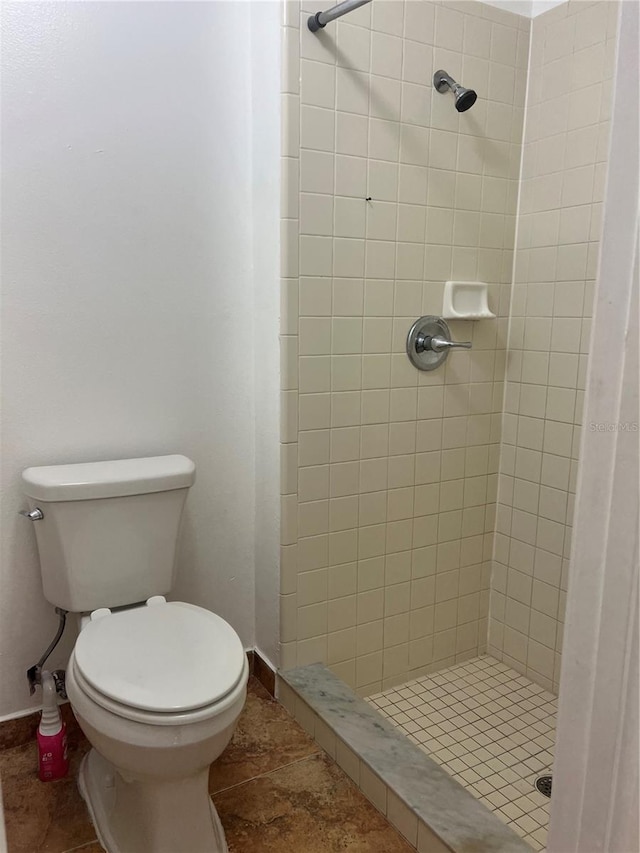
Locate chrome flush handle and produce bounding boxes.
[19,508,44,521]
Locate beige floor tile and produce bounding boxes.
[1,677,410,853]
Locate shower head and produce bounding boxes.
[433,70,477,112]
[454,86,477,112]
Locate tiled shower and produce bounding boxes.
[280,0,616,687]
[489,0,618,692]
[280,0,529,689]
[279,0,617,846]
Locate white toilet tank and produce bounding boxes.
[22,455,196,612]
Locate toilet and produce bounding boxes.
[22,455,248,853]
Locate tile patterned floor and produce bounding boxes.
[366,655,557,852]
[0,678,413,853]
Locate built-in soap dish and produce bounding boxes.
[442,281,495,320]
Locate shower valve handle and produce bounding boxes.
[417,334,472,354]
[407,316,473,372]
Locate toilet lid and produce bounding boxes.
[74,600,245,712]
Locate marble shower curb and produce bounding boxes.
[278,663,532,853]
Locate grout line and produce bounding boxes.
[61,840,99,853]
[209,750,323,798]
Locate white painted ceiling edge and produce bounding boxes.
[480,0,566,17]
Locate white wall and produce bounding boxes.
[529,0,566,17]
[250,0,281,667]
[0,1,279,719]
[481,0,565,17]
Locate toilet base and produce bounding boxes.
[78,749,228,853]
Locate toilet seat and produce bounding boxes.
[69,653,249,726]
[74,599,245,718]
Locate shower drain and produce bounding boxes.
[535,774,553,798]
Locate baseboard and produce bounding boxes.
[0,701,78,752]
[246,648,276,697]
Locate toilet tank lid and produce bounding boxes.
[22,455,196,502]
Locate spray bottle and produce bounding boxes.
[37,670,69,781]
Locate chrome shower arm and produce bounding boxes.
[434,71,457,93]
[308,0,372,32]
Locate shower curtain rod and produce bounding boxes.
[307,0,373,32]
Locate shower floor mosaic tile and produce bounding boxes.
[366,656,557,851]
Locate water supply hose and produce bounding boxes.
[27,607,68,695]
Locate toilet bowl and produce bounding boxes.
[66,598,249,853]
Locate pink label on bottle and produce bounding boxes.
[38,726,69,781]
